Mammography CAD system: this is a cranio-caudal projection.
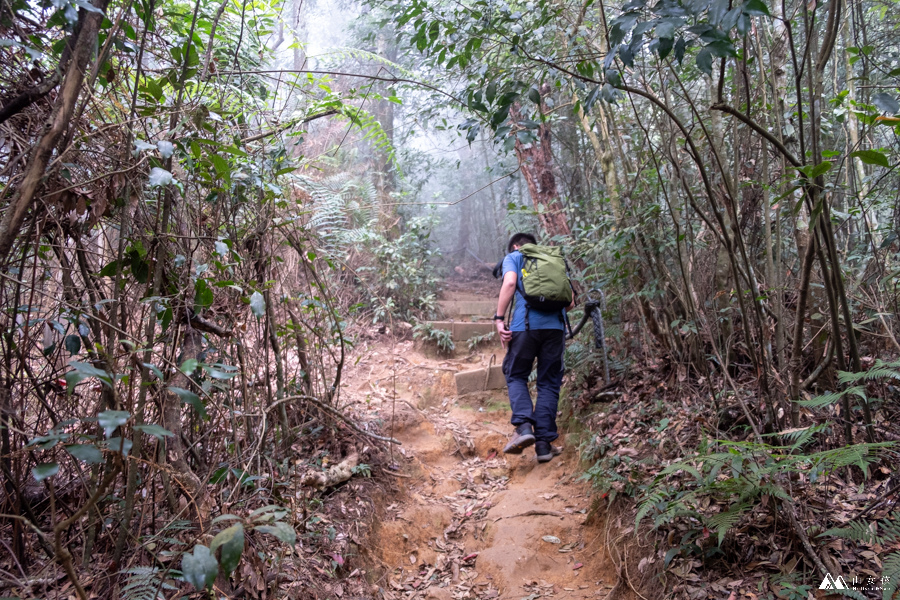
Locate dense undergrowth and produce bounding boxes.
[568,335,900,599]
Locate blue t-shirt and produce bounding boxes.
[502,251,565,332]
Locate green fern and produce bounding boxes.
[635,490,668,528]
[318,47,420,80]
[466,331,495,351]
[882,551,900,600]
[778,423,829,450]
[121,567,176,600]
[707,503,752,545]
[412,321,454,354]
[838,360,900,384]
[822,511,900,545]
[297,173,380,259]
[339,105,401,174]
[798,386,865,408]
[819,511,900,600]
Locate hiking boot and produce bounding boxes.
[535,441,563,463]
[503,423,536,454]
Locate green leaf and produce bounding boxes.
[98,410,130,437]
[211,154,230,181]
[212,514,243,523]
[194,278,214,311]
[254,522,296,545]
[181,545,218,590]
[485,81,497,104]
[65,443,104,464]
[850,149,890,168]
[64,334,81,355]
[67,361,113,389]
[201,364,238,380]
[146,79,163,101]
[696,46,713,76]
[742,0,770,15]
[797,160,833,179]
[105,437,133,456]
[872,92,900,115]
[134,424,174,439]
[143,362,164,381]
[179,358,198,375]
[249,504,288,521]
[210,523,244,576]
[249,291,266,318]
[169,386,207,420]
[148,167,173,187]
[33,462,59,482]
[96,260,120,277]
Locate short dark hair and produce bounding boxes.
[507,233,537,253]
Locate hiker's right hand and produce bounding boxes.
[496,320,512,347]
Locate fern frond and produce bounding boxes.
[161,519,194,532]
[822,520,883,545]
[882,550,900,600]
[776,423,828,450]
[831,588,871,600]
[806,442,893,471]
[655,460,702,480]
[635,491,667,528]
[318,46,420,80]
[120,567,172,600]
[799,386,865,408]
[339,105,401,175]
[706,503,751,545]
[838,360,900,385]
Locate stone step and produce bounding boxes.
[438,300,497,318]
[455,365,506,395]
[426,321,497,341]
[441,292,495,302]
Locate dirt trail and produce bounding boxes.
[342,285,626,600]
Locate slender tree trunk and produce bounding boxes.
[0,0,112,262]
[509,98,572,240]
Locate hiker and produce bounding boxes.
[494,233,574,463]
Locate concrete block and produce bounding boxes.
[455,365,506,395]
[442,292,494,302]
[427,321,497,341]
[438,300,497,318]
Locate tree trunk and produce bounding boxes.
[164,324,206,513]
[509,98,571,240]
[0,0,112,262]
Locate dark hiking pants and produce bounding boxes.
[502,329,565,443]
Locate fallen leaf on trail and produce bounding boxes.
[542,535,561,544]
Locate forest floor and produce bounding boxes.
[332,281,640,600]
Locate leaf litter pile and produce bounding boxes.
[570,356,900,599]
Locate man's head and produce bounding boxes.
[507,233,537,253]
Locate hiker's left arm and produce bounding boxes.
[495,272,516,347]
[496,271,516,317]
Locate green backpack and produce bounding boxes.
[516,243,574,312]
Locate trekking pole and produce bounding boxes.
[566,288,610,385]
